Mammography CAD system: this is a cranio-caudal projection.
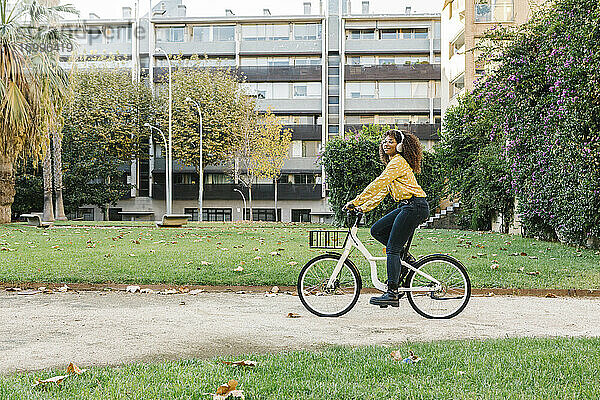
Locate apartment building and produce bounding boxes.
[441,0,543,115]
[60,0,441,223]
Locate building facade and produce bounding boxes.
[60,0,441,223]
[441,0,543,116]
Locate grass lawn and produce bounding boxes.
[0,222,599,290]
[2,337,599,399]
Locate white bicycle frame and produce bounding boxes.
[326,222,442,293]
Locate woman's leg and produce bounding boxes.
[370,208,401,246]
[385,204,425,286]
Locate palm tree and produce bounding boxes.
[0,0,76,223]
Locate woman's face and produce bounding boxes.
[381,135,398,156]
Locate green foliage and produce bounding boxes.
[441,0,600,245]
[438,94,514,230]
[11,163,43,217]
[156,57,256,172]
[61,67,153,212]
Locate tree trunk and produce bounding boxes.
[52,131,67,220]
[0,156,16,224]
[274,177,278,222]
[42,136,55,222]
[249,182,253,222]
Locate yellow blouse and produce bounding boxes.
[351,154,427,212]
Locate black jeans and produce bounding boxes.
[370,197,430,287]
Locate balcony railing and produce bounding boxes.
[286,124,322,140]
[153,65,321,83]
[152,183,323,201]
[344,64,441,81]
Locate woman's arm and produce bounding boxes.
[350,157,408,212]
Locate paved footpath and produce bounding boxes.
[1,291,599,374]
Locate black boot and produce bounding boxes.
[370,283,400,308]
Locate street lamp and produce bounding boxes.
[144,123,169,209]
[155,47,172,215]
[185,97,203,222]
[233,188,247,221]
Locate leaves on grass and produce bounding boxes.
[526,271,540,276]
[33,363,86,388]
[222,360,257,367]
[234,266,244,272]
[288,261,298,266]
[391,350,422,363]
[203,379,245,399]
[490,263,500,270]
[269,251,280,256]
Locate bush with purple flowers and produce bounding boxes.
[441,0,600,247]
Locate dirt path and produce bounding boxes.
[1,291,599,374]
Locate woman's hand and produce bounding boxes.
[344,202,362,212]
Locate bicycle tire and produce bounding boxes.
[297,253,362,317]
[406,254,471,319]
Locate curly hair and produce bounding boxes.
[378,129,423,174]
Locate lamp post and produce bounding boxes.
[233,188,247,221]
[155,47,172,215]
[185,97,203,222]
[144,123,168,207]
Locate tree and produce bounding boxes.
[251,110,292,221]
[156,57,257,218]
[61,66,153,218]
[0,0,76,223]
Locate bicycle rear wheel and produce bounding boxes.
[406,254,471,319]
[297,253,362,317]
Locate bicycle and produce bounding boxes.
[297,209,471,318]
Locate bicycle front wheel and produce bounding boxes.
[297,253,362,317]
[406,254,471,319]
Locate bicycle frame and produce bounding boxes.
[326,218,442,293]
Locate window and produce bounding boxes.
[475,0,514,22]
[213,25,235,41]
[184,208,199,221]
[242,24,289,41]
[193,26,210,42]
[400,28,429,39]
[105,26,131,43]
[294,174,317,184]
[174,174,196,185]
[294,57,321,65]
[293,83,320,98]
[204,174,232,184]
[411,82,428,98]
[202,208,232,222]
[328,96,339,104]
[380,29,398,39]
[87,29,103,45]
[269,57,290,66]
[292,209,311,222]
[294,23,321,40]
[347,29,375,39]
[291,141,303,157]
[328,125,339,134]
[156,27,184,42]
[450,74,465,98]
[345,82,376,99]
[245,208,280,222]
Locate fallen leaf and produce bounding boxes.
[17,290,41,296]
[490,264,500,270]
[126,285,140,293]
[486,292,495,297]
[286,312,301,318]
[33,374,69,387]
[526,271,540,276]
[6,287,22,292]
[253,256,262,260]
[160,289,178,295]
[520,252,527,256]
[189,289,204,295]
[545,293,557,298]
[269,251,280,256]
[66,362,86,375]
[140,288,155,294]
[528,256,538,260]
[201,261,211,266]
[288,261,298,266]
[234,266,244,272]
[271,286,280,293]
[57,285,69,293]
[216,380,237,395]
[222,360,257,367]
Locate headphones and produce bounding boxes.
[393,130,406,153]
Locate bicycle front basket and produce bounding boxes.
[309,230,349,249]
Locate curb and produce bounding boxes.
[1,283,600,298]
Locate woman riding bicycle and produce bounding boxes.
[344,129,429,308]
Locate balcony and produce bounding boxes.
[152,183,323,201]
[345,98,440,113]
[256,98,321,113]
[240,65,322,82]
[344,64,440,81]
[239,40,321,55]
[155,41,236,56]
[345,39,439,54]
[344,123,441,141]
[286,125,322,140]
